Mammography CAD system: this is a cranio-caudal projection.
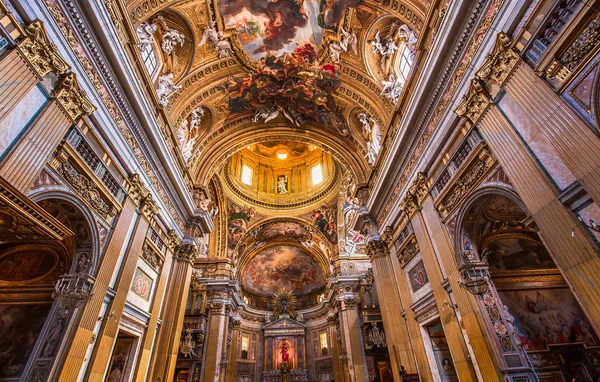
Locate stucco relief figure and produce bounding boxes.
[371,30,398,71]
[329,27,357,63]
[161,26,185,55]
[156,73,182,106]
[189,106,205,132]
[136,22,157,50]
[177,120,196,163]
[396,23,418,57]
[358,112,382,165]
[198,21,232,58]
[252,107,280,123]
[381,73,403,104]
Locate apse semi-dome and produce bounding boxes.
[241,245,326,297]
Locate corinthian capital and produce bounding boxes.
[166,229,182,250]
[140,194,160,221]
[175,242,199,264]
[367,239,389,260]
[53,72,96,122]
[476,32,519,87]
[19,19,70,78]
[127,174,150,204]
[455,78,491,124]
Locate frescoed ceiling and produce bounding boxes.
[241,244,326,296]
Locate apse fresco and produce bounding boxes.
[486,238,556,272]
[218,0,360,60]
[0,304,52,377]
[243,245,326,296]
[499,289,600,351]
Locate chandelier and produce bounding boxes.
[368,323,386,347]
[52,273,95,309]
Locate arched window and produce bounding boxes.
[141,43,158,76]
[396,43,414,87]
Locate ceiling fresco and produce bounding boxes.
[242,245,326,296]
[218,0,361,60]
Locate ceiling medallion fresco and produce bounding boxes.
[242,245,326,296]
[218,0,361,60]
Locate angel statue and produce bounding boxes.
[156,73,182,107]
[161,27,185,55]
[371,30,398,70]
[189,106,205,132]
[329,27,358,63]
[381,73,403,105]
[396,23,418,58]
[199,21,232,58]
[136,22,157,50]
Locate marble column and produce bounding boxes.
[133,231,182,382]
[57,175,149,382]
[224,318,241,382]
[202,301,230,382]
[366,240,418,380]
[151,241,199,382]
[337,293,368,382]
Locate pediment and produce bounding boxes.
[264,316,306,336]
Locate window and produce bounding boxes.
[396,44,414,86]
[241,335,250,359]
[241,164,253,186]
[141,43,158,75]
[312,163,323,185]
[320,332,328,356]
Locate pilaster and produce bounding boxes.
[366,239,417,380]
[202,300,230,382]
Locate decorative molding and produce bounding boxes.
[141,241,163,269]
[366,240,389,260]
[18,19,70,78]
[140,194,160,221]
[53,72,96,122]
[127,174,150,204]
[476,32,520,87]
[175,242,199,264]
[455,78,492,124]
[397,236,419,266]
[438,149,496,218]
[166,229,182,250]
[53,152,116,219]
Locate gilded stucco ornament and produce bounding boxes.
[127,174,150,204]
[455,78,491,124]
[140,194,160,221]
[176,242,200,264]
[167,229,183,250]
[366,239,389,259]
[475,32,519,87]
[53,72,97,122]
[19,19,71,78]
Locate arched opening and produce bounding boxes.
[457,190,600,381]
[0,193,97,380]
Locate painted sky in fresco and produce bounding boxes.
[243,245,325,296]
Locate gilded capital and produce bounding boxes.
[455,78,491,124]
[175,242,199,264]
[367,240,389,260]
[140,194,160,221]
[399,192,418,218]
[127,174,150,204]
[381,226,394,245]
[409,172,429,204]
[476,32,519,87]
[53,72,96,122]
[166,229,182,250]
[19,19,70,78]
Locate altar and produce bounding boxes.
[262,315,308,382]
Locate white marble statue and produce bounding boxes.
[177,120,196,164]
[157,73,182,107]
[381,73,404,105]
[136,22,157,50]
[198,21,232,59]
[189,106,205,132]
[358,112,382,165]
[371,30,398,71]
[161,27,185,55]
[329,27,358,63]
[396,23,418,57]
